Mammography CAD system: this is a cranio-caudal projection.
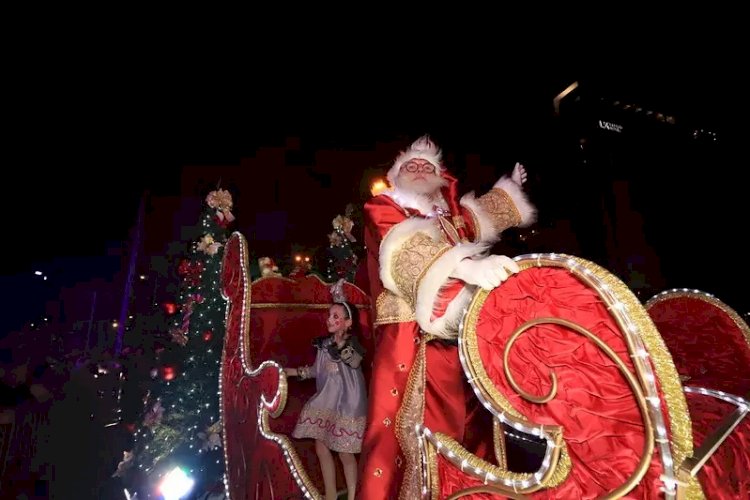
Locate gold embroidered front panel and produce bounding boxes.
[395,336,427,500]
[476,188,522,233]
[392,231,450,303]
[375,291,416,325]
[438,215,462,243]
[465,208,482,242]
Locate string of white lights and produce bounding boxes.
[221,232,319,500]
[525,253,678,496]
[683,386,749,411]
[435,253,680,497]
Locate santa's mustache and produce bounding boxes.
[395,174,447,195]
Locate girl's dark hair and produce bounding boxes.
[333,301,360,335]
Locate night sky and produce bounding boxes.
[4,66,746,335]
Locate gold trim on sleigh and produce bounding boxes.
[421,254,703,499]
[250,272,371,299]
[250,302,370,310]
[646,289,750,494]
[645,288,750,349]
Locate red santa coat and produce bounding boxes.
[357,176,536,499]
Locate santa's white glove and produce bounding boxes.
[511,162,528,185]
[451,255,520,290]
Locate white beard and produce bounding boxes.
[395,174,447,196]
[389,175,449,214]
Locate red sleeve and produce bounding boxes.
[459,205,478,242]
[364,195,408,241]
[363,195,407,311]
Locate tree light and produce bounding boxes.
[160,466,195,500]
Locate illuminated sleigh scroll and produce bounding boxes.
[421,254,702,499]
[646,289,750,498]
[220,232,373,499]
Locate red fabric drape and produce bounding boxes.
[439,267,668,499]
[647,296,750,396]
[686,392,750,499]
[648,295,750,498]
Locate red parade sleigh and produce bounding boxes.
[220,233,750,499]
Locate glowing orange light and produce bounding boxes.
[370,179,388,197]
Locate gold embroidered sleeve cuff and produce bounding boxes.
[391,232,451,304]
[375,291,416,325]
[460,176,537,243]
[476,188,522,232]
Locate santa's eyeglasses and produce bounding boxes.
[402,161,436,173]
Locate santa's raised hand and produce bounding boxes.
[511,162,528,186]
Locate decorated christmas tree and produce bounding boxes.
[117,188,235,499]
[325,204,358,283]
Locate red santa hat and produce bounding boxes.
[387,135,443,186]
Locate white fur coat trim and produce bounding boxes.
[382,187,448,216]
[415,242,489,338]
[379,217,441,297]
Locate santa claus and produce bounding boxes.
[358,135,536,499]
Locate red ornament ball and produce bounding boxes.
[161,365,176,381]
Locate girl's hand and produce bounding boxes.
[284,367,297,377]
